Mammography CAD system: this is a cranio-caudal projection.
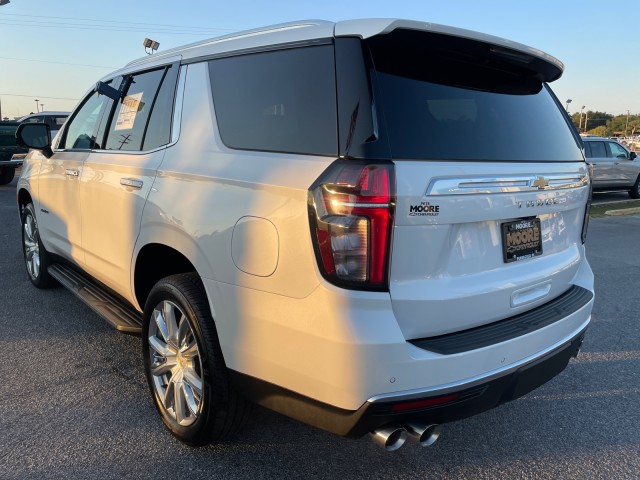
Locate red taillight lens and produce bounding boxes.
[308,160,395,290]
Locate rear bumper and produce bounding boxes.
[231,325,587,438]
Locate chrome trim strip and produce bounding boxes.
[427,173,588,196]
[366,317,591,404]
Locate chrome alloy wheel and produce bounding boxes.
[148,300,203,426]
[23,211,41,280]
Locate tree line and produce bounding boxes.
[569,111,640,137]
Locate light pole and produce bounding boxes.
[35,99,40,112]
[625,110,630,137]
[579,105,586,133]
[40,104,45,112]
[565,99,572,113]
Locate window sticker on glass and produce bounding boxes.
[115,93,144,131]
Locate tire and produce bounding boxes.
[142,273,251,446]
[21,203,55,288]
[629,175,640,199]
[0,167,15,185]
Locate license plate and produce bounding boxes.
[502,218,542,263]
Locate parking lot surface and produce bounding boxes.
[1,177,639,479]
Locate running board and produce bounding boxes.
[48,264,143,335]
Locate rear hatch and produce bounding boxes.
[364,28,589,339]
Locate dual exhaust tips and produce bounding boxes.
[370,422,442,451]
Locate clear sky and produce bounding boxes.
[1,0,638,119]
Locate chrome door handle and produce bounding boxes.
[65,169,79,177]
[120,178,143,189]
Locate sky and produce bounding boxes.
[1,0,638,119]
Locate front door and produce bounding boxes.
[36,92,109,264]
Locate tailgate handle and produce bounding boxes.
[511,282,551,308]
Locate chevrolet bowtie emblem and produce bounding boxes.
[532,176,549,190]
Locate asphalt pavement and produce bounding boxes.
[1,176,639,479]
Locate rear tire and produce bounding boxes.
[629,175,640,199]
[142,273,251,446]
[21,203,55,288]
[0,167,15,185]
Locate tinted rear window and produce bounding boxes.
[208,45,337,156]
[367,30,583,162]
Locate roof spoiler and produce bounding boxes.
[335,19,564,82]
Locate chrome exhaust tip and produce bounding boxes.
[370,425,408,451]
[404,422,442,447]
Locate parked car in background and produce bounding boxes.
[617,137,639,152]
[0,121,27,185]
[583,136,640,197]
[16,18,593,452]
[18,111,69,137]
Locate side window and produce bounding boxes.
[22,116,43,124]
[208,45,337,155]
[607,142,628,158]
[588,141,607,158]
[142,65,179,150]
[104,68,165,151]
[583,142,592,158]
[61,92,108,150]
[53,116,68,127]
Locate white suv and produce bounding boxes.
[16,19,594,451]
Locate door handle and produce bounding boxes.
[65,169,79,177]
[120,178,143,189]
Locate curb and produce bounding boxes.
[604,207,640,216]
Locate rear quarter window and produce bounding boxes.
[208,45,337,156]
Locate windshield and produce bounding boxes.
[367,30,583,162]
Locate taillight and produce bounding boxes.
[308,160,395,290]
[582,164,593,244]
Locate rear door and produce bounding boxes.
[79,64,179,301]
[363,29,589,339]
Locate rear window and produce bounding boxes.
[208,45,337,156]
[367,30,583,162]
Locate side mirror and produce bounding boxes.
[631,151,637,160]
[16,122,53,158]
